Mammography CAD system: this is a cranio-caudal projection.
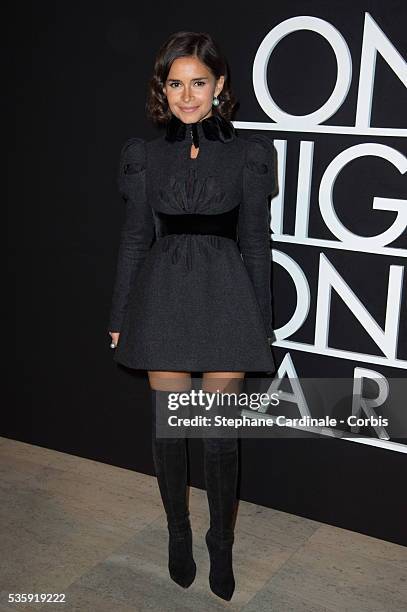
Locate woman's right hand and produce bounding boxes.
[109,331,120,348]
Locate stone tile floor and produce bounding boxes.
[0,437,406,611]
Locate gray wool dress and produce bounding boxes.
[107,114,276,373]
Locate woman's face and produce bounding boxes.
[163,56,224,124]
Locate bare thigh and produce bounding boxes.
[148,371,192,391]
[202,371,245,394]
[147,370,245,394]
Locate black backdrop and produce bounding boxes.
[6,0,407,546]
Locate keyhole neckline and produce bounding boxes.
[188,124,200,160]
[190,144,199,161]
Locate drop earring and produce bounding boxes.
[212,96,220,107]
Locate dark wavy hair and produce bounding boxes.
[146,31,238,126]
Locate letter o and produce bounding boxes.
[253,15,352,126]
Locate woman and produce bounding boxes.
[107,30,276,601]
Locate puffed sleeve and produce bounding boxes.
[107,137,156,332]
[238,134,276,340]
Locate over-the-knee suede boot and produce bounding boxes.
[202,389,240,601]
[151,389,196,588]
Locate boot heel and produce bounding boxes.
[168,525,197,588]
[205,529,235,601]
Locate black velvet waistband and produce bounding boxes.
[155,204,240,241]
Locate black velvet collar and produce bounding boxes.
[165,113,236,148]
